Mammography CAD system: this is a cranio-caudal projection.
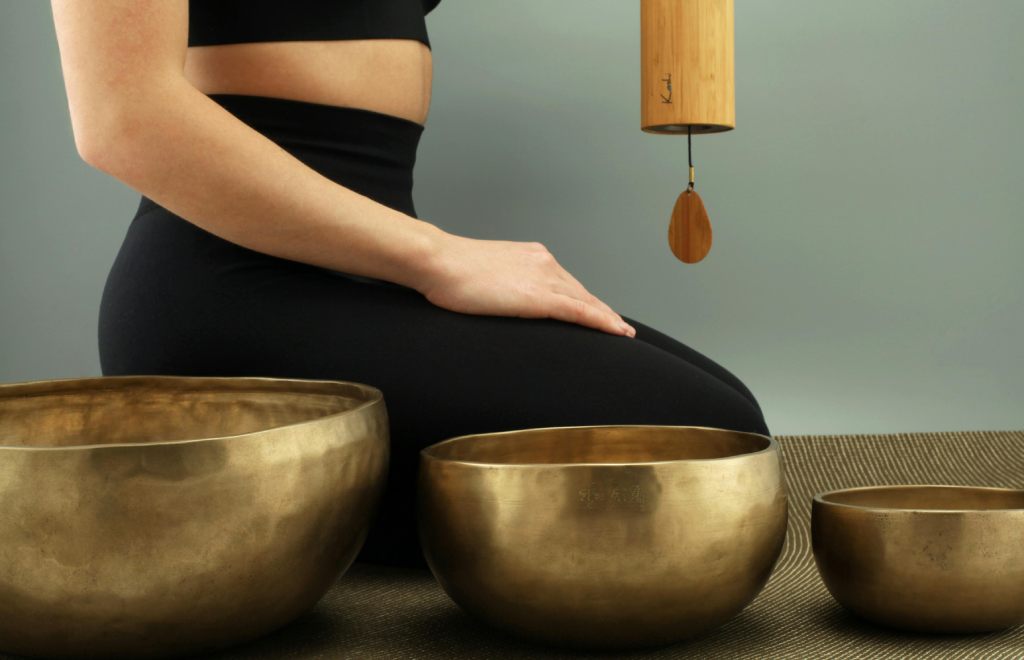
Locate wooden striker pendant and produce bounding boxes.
[667,129,712,263]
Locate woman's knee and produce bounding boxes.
[716,389,771,437]
[652,368,770,437]
[502,336,772,437]
[621,314,766,415]
[620,340,772,437]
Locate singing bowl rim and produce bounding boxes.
[813,483,1024,514]
[0,374,384,452]
[420,423,776,468]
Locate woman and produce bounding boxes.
[51,0,769,569]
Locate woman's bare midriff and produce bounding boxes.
[183,39,432,126]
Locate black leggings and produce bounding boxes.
[98,94,770,569]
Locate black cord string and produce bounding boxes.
[687,124,695,190]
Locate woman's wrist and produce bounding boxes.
[389,217,454,292]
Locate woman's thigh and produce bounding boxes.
[200,272,771,440]
[620,314,764,414]
[103,253,769,441]
[100,209,767,439]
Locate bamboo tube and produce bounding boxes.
[641,0,735,134]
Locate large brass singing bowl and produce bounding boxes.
[417,425,788,650]
[0,375,389,659]
[812,484,1024,633]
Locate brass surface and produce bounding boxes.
[812,484,1024,633]
[0,375,389,659]
[416,425,788,650]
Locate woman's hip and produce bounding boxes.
[97,203,407,373]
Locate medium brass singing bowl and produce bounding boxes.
[417,425,788,650]
[0,375,389,659]
[812,484,1024,633]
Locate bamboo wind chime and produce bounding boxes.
[641,0,735,263]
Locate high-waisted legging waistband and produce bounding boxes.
[133,92,426,288]
[136,92,424,222]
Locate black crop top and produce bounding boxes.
[188,0,443,50]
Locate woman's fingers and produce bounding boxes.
[550,269,634,333]
[547,293,632,337]
[555,272,618,317]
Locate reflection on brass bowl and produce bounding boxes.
[812,484,1024,633]
[417,425,788,650]
[0,375,389,659]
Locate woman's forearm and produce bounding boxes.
[81,79,448,290]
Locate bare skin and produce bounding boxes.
[50,0,636,338]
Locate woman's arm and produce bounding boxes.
[50,0,444,290]
[50,0,635,337]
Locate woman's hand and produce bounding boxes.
[415,232,637,337]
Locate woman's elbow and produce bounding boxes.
[71,103,132,173]
[70,80,186,175]
[74,128,110,170]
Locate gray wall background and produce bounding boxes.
[2,0,1021,436]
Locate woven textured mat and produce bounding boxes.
[4,431,1023,659]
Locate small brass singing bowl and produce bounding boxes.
[417,425,788,650]
[0,375,389,660]
[812,484,1024,633]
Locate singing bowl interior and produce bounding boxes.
[812,484,1024,633]
[0,375,389,659]
[816,484,1024,510]
[418,425,788,650]
[421,423,767,464]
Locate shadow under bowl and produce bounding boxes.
[0,374,389,659]
[812,484,1024,633]
[416,424,788,650]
